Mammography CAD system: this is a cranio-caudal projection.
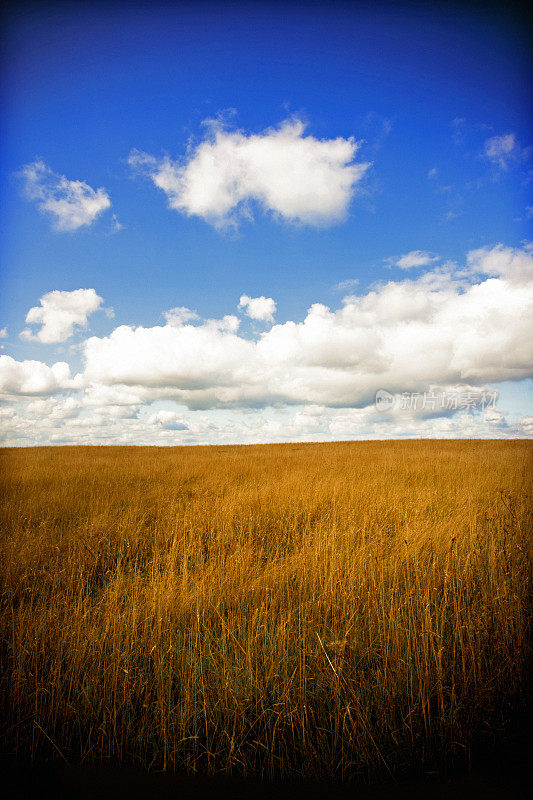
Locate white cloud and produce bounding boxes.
[238,294,276,323]
[128,118,370,229]
[483,133,528,169]
[466,242,533,282]
[25,396,83,423]
[163,307,200,326]
[0,355,77,396]
[1,395,529,447]
[515,416,533,437]
[77,244,533,411]
[427,167,438,179]
[2,243,531,444]
[20,289,104,343]
[148,410,189,430]
[334,278,359,292]
[82,316,251,407]
[390,250,440,270]
[109,214,124,233]
[20,160,111,231]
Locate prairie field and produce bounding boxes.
[0,441,531,783]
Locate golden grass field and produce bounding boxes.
[0,441,531,783]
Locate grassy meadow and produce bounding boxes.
[0,441,531,783]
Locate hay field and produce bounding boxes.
[0,441,531,782]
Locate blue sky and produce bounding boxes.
[0,1,531,444]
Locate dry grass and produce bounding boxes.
[0,440,531,782]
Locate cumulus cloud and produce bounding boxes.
[148,410,189,430]
[483,133,529,169]
[0,394,528,447]
[20,160,111,231]
[163,307,200,326]
[77,243,533,411]
[238,295,276,323]
[25,396,83,423]
[390,250,439,270]
[2,243,531,444]
[0,355,77,396]
[466,242,533,282]
[20,289,104,343]
[128,118,369,229]
[515,416,533,437]
[82,315,251,407]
